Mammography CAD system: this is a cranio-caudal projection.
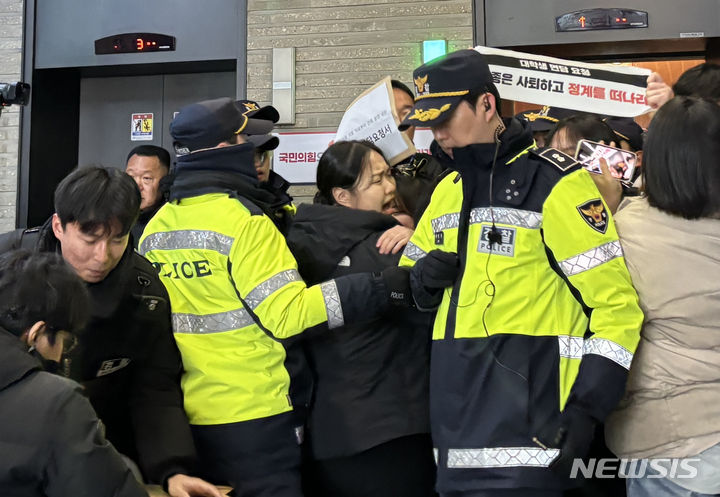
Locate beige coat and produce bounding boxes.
[605,197,720,459]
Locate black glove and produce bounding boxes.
[534,405,596,478]
[412,250,460,290]
[380,266,413,307]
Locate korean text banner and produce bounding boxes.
[474,46,652,118]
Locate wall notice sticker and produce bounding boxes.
[131,113,154,141]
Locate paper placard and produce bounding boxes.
[335,77,416,165]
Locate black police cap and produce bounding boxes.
[399,49,498,130]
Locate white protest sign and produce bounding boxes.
[475,46,652,117]
[271,131,334,184]
[335,77,416,165]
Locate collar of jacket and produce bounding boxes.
[262,170,294,208]
[0,326,41,392]
[170,142,258,200]
[450,117,535,176]
[170,142,295,232]
[288,204,399,284]
[138,199,165,224]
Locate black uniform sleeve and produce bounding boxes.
[129,280,197,485]
[45,386,148,497]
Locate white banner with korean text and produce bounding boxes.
[474,46,652,117]
[271,131,333,184]
[271,129,434,184]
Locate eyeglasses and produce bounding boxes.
[254,150,270,165]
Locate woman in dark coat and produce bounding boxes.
[286,141,436,497]
[0,250,147,497]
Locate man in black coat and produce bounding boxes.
[0,167,221,497]
[0,249,147,497]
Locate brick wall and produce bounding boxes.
[0,0,21,231]
[246,0,474,200]
[247,0,473,128]
[5,2,474,217]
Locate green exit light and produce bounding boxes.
[423,40,447,63]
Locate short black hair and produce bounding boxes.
[314,140,387,205]
[54,167,141,236]
[643,96,720,219]
[0,250,89,338]
[546,114,619,151]
[391,80,414,101]
[462,86,503,118]
[126,145,171,171]
[672,63,720,101]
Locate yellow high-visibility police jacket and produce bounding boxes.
[399,119,643,493]
[137,145,376,426]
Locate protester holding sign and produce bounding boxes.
[397,48,643,497]
[335,77,417,166]
[474,46,651,118]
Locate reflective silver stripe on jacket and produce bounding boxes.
[139,230,235,256]
[583,337,633,370]
[558,240,623,277]
[447,447,560,468]
[558,335,584,359]
[469,207,543,229]
[402,241,427,262]
[172,307,254,334]
[558,335,633,370]
[245,269,302,310]
[431,208,542,232]
[320,280,345,329]
[430,213,461,232]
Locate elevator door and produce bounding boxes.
[78,71,236,168]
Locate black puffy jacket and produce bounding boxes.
[0,219,196,484]
[0,328,147,497]
[286,204,433,460]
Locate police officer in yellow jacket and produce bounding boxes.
[139,97,410,497]
[398,50,644,497]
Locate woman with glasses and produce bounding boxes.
[286,140,436,497]
[0,250,147,497]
